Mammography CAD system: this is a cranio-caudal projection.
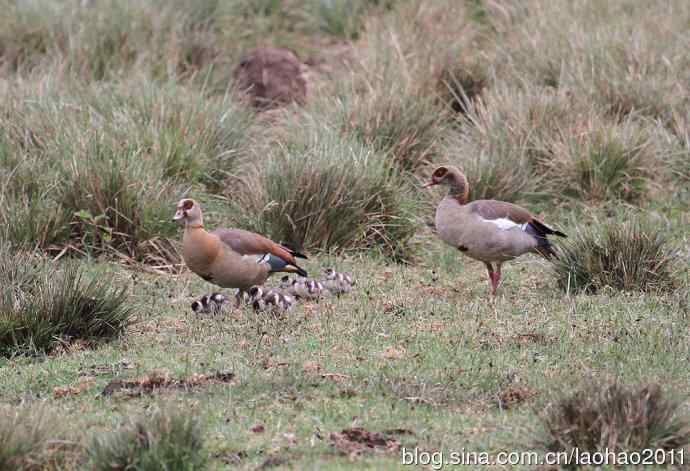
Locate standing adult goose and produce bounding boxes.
[424,166,566,295]
[174,199,307,304]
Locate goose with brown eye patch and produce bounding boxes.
[424,165,567,296]
[174,198,309,309]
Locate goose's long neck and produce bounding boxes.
[447,173,469,205]
[183,215,208,248]
[184,213,205,232]
[185,223,205,232]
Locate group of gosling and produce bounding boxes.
[190,269,354,315]
[176,166,567,315]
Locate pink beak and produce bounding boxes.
[422,180,437,188]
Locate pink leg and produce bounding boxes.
[484,263,497,296]
[484,262,503,296]
[493,263,502,295]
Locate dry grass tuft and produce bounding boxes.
[490,1,690,128]
[324,0,479,172]
[539,380,690,457]
[451,85,665,204]
[437,57,488,115]
[0,404,79,471]
[335,90,447,173]
[88,405,206,471]
[551,213,677,294]
[0,247,133,357]
[228,117,419,257]
[543,117,656,203]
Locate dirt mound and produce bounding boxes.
[233,46,307,110]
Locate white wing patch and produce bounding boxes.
[484,217,528,231]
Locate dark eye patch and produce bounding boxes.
[433,167,447,178]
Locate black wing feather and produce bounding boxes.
[529,219,567,238]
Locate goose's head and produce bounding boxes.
[173,198,203,226]
[423,166,470,203]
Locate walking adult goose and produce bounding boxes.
[424,166,566,295]
[174,198,307,304]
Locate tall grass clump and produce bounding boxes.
[539,380,690,458]
[490,0,690,128]
[545,118,656,203]
[0,0,227,81]
[329,0,480,172]
[334,89,448,173]
[309,0,395,40]
[0,79,253,259]
[235,118,419,257]
[59,144,176,257]
[89,406,206,471]
[0,247,133,357]
[438,58,488,115]
[92,81,256,185]
[454,85,662,203]
[0,150,71,249]
[455,85,588,170]
[665,122,690,186]
[436,85,594,203]
[0,405,77,471]
[551,214,677,295]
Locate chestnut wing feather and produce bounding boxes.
[470,200,533,224]
[212,228,297,264]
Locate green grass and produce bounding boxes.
[0,247,134,357]
[0,78,253,259]
[0,238,687,469]
[89,405,207,471]
[551,213,678,295]
[0,404,78,471]
[229,116,420,256]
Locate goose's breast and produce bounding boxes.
[435,199,470,248]
[435,201,536,262]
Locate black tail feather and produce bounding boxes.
[280,241,308,259]
[291,250,308,260]
[530,219,567,238]
[526,219,565,260]
[265,254,308,277]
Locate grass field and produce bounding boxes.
[1,0,689,469]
